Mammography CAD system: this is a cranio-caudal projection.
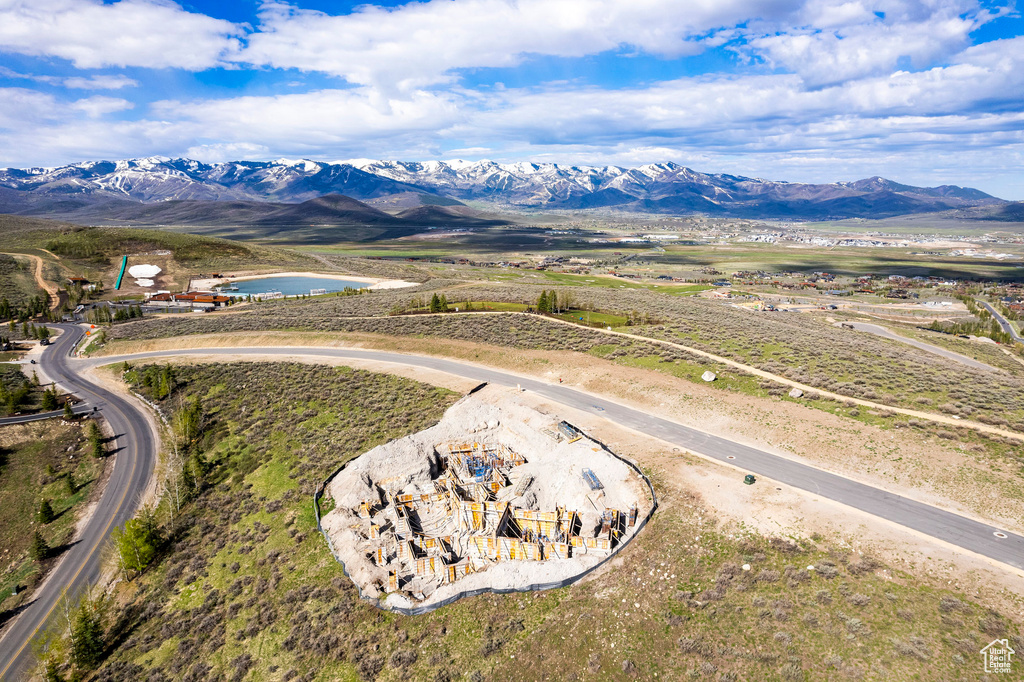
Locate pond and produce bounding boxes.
[220,276,369,297]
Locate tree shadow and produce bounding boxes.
[45,538,80,560]
[50,505,72,523]
[67,475,98,494]
[0,599,36,629]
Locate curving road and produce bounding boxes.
[4,336,1023,679]
[86,346,1024,572]
[836,321,998,372]
[981,301,1023,344]
[0,326,157,681]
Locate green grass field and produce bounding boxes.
[650,242,1024,280]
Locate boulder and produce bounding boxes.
[701,371,717,382]
[789,388,804,398]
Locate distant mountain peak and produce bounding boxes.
[0,157,1004,220]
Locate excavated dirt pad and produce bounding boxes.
[322,386,652,610]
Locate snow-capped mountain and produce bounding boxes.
[349,159,1001,214]
[0,157,1003,220]
[0,157,426,203]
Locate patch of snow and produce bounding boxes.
[128,264,162,278]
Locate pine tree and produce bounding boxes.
[30,530,49,560]
[39,499,55,524]
[87,420,104,458]
[155,365,174,399]
[71,600,104,669]
[64,401,75,420]
[65,472,76,495]
[537,290,549,313]
[429,293,441,313]
[42,387,58,411]
[439,294,449,312]
[43,657,65,682]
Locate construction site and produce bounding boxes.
[320,387,652,610]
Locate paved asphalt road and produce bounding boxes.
[839,322,997,372]
[0,326,156,681]
[88,346,1024,573]
[981,301,1024,344]
[0,404,95,427]
[4,339,1022,679]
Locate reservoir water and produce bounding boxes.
[221,276,369,297]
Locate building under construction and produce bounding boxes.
[354,440,638,599]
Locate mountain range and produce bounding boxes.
[0,157,1009,223]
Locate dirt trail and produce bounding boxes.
[1,251,60,309]
[570,316,1024,442]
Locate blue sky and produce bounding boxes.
[0,0,1022,198]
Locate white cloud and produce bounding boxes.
[745,0,989,85]
[0,66,137,89]
[240,0,800,88]
[71,95,134,117]
[0,0,1021,197]
[63,74,138,89]
[185,142,271,163]
[152,87,464,147]
[0,0,242,69]
[0,87,60,127]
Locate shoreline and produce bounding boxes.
[190,271,420,292]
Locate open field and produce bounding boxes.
[647,242,1024,280]
[799,216,1024,237]
[60,361,1023,682]
[100,280,1024,432]
[305,240,1024,280]
[0,420,106,620]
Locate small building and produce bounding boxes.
[145,291,231,308]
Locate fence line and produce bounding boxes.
[313,419,658,616]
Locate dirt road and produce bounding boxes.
[1,251,60,309]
